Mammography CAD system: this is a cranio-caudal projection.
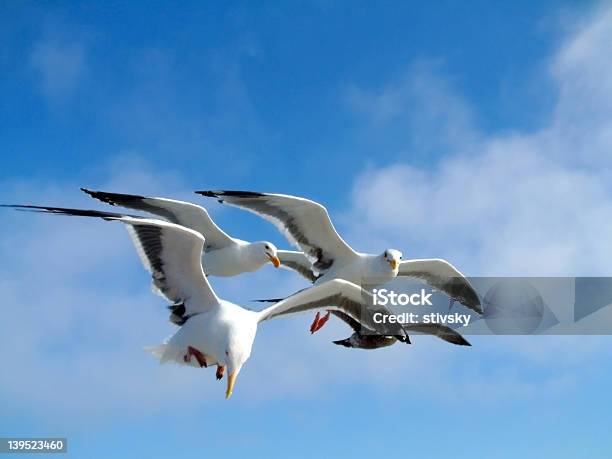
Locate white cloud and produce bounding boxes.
[339,4,612,398]
[346,6,612,277]
[346,60,480,155]
[30,37,86,103]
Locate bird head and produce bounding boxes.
[224,347,250,400]
[257,241,281,268]
[383,249,402,271]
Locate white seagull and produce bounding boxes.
[6,205,451,399]
[80,188,285,277]
[196,190,482,335]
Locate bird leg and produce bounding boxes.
[309,311,331,334]
[317,311,331,331]
[184,346,208,368]
[309,312,321,334]
[216,365,225,380]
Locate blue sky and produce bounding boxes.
[2,1,612,458]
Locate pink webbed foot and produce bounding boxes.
[309,311,331,334]
[216,365,225,380]
[309,312,321,334]
[184,346,208,368]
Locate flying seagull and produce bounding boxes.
[4,204,461,398]
[196,190,482,336]
[330,310,470,349]
[80,188,286,276]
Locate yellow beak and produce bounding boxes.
[268,255,281,268]
[389,259,398,270]
[226,371,238,399]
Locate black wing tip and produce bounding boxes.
[467,296,483,315]
[194,190,218,197]
[0,204,77,214]
[466,288,483,314]
[452,283,483,315]
[332,338,352,348]
[81,187,106,200]
[448,334,471,346]
[251,298,285,303]
[1,204,133,220]
[0,204,31,209]
[81,188,147,206]
[397,335,411,345]
[0,204,63,215]
[195,190,266,198]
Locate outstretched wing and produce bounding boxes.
[82,188,235,250]
[401,323,471,346]
[398,259,482,314]
[331,307,470,346]
[4,205,221,324]
[196,190,358,273]
[277,249,317,282]
[257,279,406,337]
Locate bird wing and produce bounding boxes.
[398,258,482,314]
[330,310,363,332]
[196,191,358,272]
[257,279,406,337]
[5,205,221,324]
[277,249,317,282]
[331,305,470,346]
[401,323,471,346]
[82,188,235,250]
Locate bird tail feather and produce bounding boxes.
[145,343,216,368]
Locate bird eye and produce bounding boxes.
[265,245,270,250]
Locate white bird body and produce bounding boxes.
[202,239,273,276]
[159,303,258,371]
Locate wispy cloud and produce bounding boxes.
[346,60,480,153]
[346,5,612,277]
[337,4,612,397]
[30,37,86,103]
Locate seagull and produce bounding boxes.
[330,310,470,349]
[80,188,284,277]
[196,190,482,337]
[4,204,464,398]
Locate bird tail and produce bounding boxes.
[145,344,169,362]
[144,343,192,366]
[145,343,217,368]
